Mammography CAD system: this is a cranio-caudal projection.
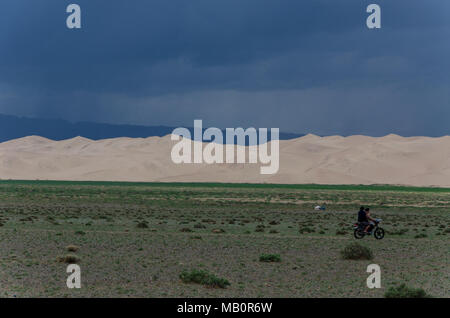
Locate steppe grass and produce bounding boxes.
[0,180,448,297]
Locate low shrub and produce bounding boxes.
[340,243,373,260]
[255,225,265,232]
[385,284,429,298]
[66,245,79,252]
[259,254,281,262]
[299,227,315,234]
[136,221,149,229]
[179,269,230,288]
[57,254,80,264]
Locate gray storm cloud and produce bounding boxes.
[0,0,449,136]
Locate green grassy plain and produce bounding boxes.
[0,181,448,297]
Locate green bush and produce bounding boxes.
[57,254,80,264]
[255,224,265,232]
[66,245,79,252]
[299,227,315,234]
[340,243,373,260]
[385,284,429,298]
[179,269,230,288]
[259,254,281,262]
[136,221,149,229]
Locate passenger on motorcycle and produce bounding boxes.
[357,207,376,234]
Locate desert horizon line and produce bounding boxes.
[3,132,450,144]
[1,113,449,141]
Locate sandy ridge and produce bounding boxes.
[0,134,449,187]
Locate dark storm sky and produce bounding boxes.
[0,0,449,136]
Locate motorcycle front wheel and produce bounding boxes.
[374,227,385,240]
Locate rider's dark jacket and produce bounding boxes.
[358,210,368,222]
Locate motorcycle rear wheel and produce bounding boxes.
[354,229,364,239]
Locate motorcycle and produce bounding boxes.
[353,218,385,239]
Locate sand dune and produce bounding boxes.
[0,134,449,187]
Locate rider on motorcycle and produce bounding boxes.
[358,207,376,234]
